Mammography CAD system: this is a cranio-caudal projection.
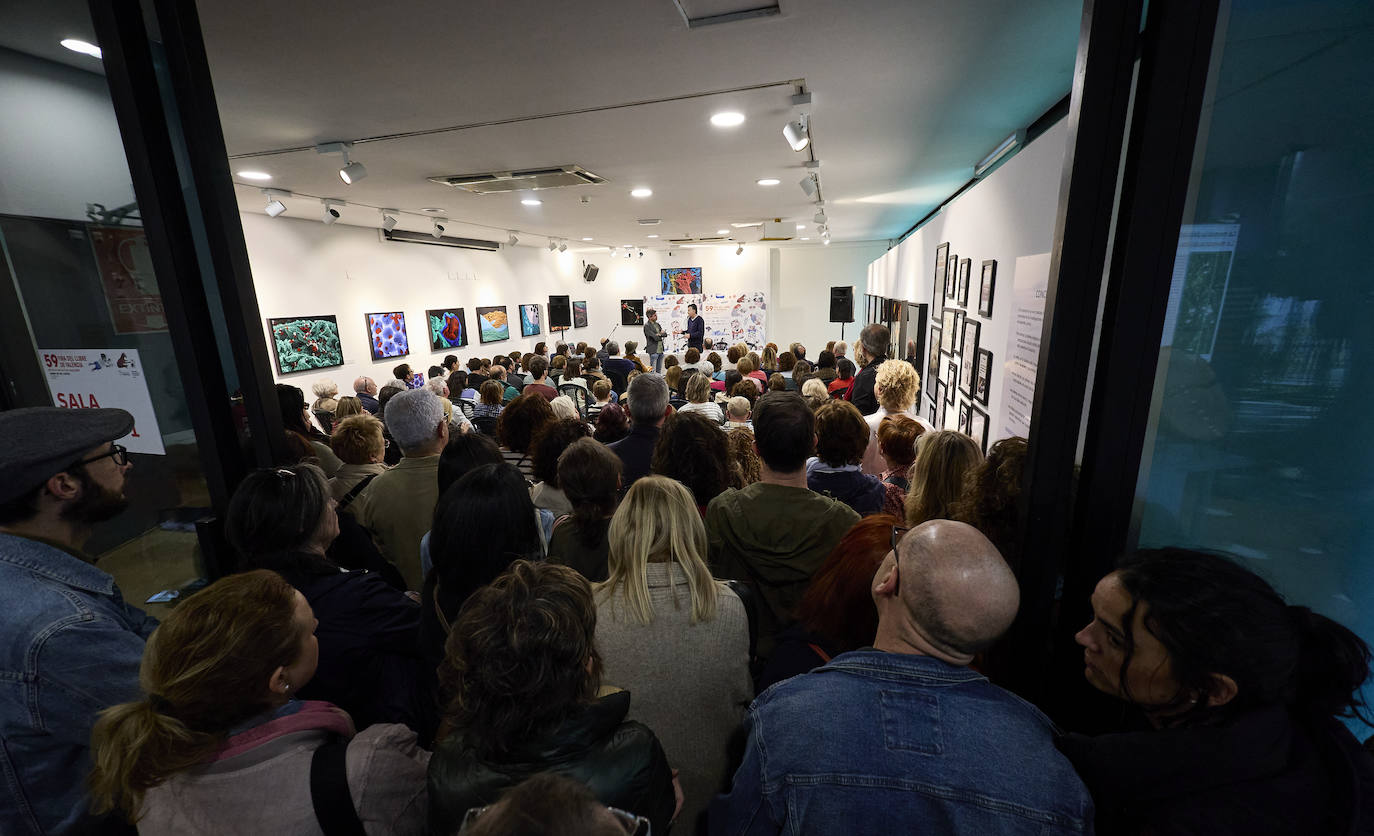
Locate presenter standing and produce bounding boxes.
[644,308,666,373]
[685,303,705,353]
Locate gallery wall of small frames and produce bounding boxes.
[927,241,995,452]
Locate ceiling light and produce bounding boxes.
[638,249,645,258]
[710,111,745,127]
[380,210,398,231]
[548,239,558,252]
[783,117,810,152]
[625,250,633,258]
[799,175,817,197]
[338,151,367,185]
[646,234,659,239]
[432,219,446,239]
[796,224,806,230]
[814,209,828,226]
[630,187,653,198]
[823,238,831,246]
[320,199,343,225]
[800,237,811,241]
[717,229,729,235]
[522,198,542,206]
[60,38,101,59]
[610,247,618,256]
[422,207,446,214]
[582,237,593,241]
[237,170,272,181]
[975,130,1025,177]
[558,240,568,252]
[757,178,780,187]
[735,245,744,255]
[507,232,519,245]
[263,195,287,217]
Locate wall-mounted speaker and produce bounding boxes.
[830,286,854,323]
[549,295,572,329]
[583,264,599,282]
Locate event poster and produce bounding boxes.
[644,293,767,354]
[40,348,165,454]
[87,226,168,334]
[1001,252,1050,439]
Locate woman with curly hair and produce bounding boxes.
[427,561,678,835]
[725,426,761,487]
[650,412,730,511]
[950,436,1027,572]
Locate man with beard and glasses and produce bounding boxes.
[0,407,158,836]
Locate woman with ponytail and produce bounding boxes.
[1060,548,1374,834]
[88,569,428,834]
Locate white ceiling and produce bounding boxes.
[0,0,1081,251]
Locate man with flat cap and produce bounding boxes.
[712,520,1094,835]
[0,407,156,835]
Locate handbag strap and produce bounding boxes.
[336,473,378,513]
[309,739,367,836]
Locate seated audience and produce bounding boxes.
[549,394,580,422]
[650,411,730,511]
[861,359,932,475]
[682,347,709,375]
[679,371,723,422]
[311,379,339,415]
[352,389,449,589]
[226,463,428,732]
[583,353,607,384]
[625,339,650,374]
[418,433,507,579]
[549,354,567,384]
[458,772,651,836]
[767,373,787,392]
[465,357,489,390]
[428,365,444,380]
[665,364,683,395]
[790,342,807,364]
[725,427,762,487]
[548,438,622,582]
[603,340,636,380]
[759,345,778,375]
[828,358,856,397]
[713,520,1094,834]
[328,414,388,500]
[1059,549,1374,835]
[530,417,593,518]
[595,476,752,832]
[353,375,381,414]
[523,355,558,401]
[490,365,520,403]
[663,354,679,371]
[808,400,889,516]
[724,395,753,431]
[951,436,1027,572]
[496,393,555,480]
[448,369,475,401]
[904,430,984,527]
[393,362,413,384]
[849,323,890,415]
[876,414,923,495]
[706,351,723,373]
[801,377,830,411]
[714,368,743,399]
[587,378,613,421]
[608,373,670,486]
[757,515,899,691]
[833,340,849,362]
[791,359,813,391]
[813,350,838,385]
[736,355,766,389]
[593,402,631,444]
[562,357,588,392]
[472,379,505,422]
[719,343,744,374]
[777,352,796,387]
[706,392,860,659]
[427,561,677,834]
[278,383,342,476]
[334,395,364,422]
[89,569,429,834]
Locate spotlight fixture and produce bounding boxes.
[783,116,810,152]
[710,111,745,127]
[630,187,653,198]
[262,189,289,217]
[508,232,519,246]
[432,219,446,239]
[813,205,828,226]
[610,247,618,257]
[756,178,780,186]
[735,245,744,256]
[799,175,817,197]
[625,250,633,259]
[60,38,102,59]
[320,199,343,225]
[338,152,366,185]
[823,238,831,246]
[638,249,645,258]
[558,240,568,253]
[379,209,398,231]
[548,238,558,252]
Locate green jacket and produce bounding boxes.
[705,482,859,660]
[352,454,440,590]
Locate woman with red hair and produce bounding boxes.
[754,515,900,691]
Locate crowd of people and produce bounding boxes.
[0,320,1371,835]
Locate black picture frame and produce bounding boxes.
[952,310,966,353]
[945,251,959,299]
[941,310,957,352]
[978,259,997,317]
[425,308,468,350]
[933,381,946,424]
[957,258,972,307]
[959,400,971,434]
[975,347,992,405]
[572,301,588,328]
[927,325,942,396]
[364,311,411,360]
[928,398,939,427]
[968,405,990,453]
[959,318,981,397]
[266,315,344,375]
[620,298,644,325]
[944,356,959,403]
[474,306,511,344]
[933,243,949,318]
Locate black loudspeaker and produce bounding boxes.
[583,264,599,282]
[830,286,854,323]
[549,295,572,329]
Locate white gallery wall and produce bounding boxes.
[241,210,882,389]
[867,117,1069,441]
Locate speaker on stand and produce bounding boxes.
[830,286,854,341]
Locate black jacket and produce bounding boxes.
[1057,705,1374,836]
[427,691,675,834]
[608,423,661,487]
[849,356,885,415]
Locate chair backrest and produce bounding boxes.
[605,366,629,395]
[669,397,688,411]
[456,398,476,418]
[312,409,334,434]
[473,414,500,436]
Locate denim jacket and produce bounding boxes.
[710,650,1094,835]
[0,533,157,835]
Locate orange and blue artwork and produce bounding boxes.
[661,267,702,294]
[427,308,468,349]
[365,311,410,360]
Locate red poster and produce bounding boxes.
[88,225,168,334]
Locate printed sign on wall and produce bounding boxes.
[40,348,165,454]
[88,226,168,334]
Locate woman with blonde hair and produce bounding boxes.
[334,395,364,421]
[678,371,723,422]
[88,569,429,834]
[594,476,752,833]
[664,364,683,395]
[861,359,932,474]
[759,344,779,375]
[904,429,984,526]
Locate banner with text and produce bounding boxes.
[999,253,1050,440]
[40,348,165,454]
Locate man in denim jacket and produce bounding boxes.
[0,407,157,835]
[711,520,1094,835]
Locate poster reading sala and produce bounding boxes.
[40,348,165,454]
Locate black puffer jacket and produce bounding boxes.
[427,690,675,834]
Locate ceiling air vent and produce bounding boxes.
[428,165,606,194]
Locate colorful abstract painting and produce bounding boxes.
[365,311,410,360]
[267,315,344,375]
[426,308,468,350]
[661,267,703,294]
[476,306,510,343]
[572,301,588,328]
[519,304,541,337]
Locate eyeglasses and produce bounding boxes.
[891,524,911,552]
[458,804,649,834]
[77,443,129,468]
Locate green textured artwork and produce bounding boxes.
[267,315,344,374]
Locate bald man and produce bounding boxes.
[711,521,1094,835]
[353,375,381,415]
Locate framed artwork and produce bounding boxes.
[426,308,467,350]
[952,310,966,353]
[944,395,958,433]
[267,315,343,375]
[661,267,703,294]
[572,301,589,328]
[933,243,949,318]
[933,381,946,423]
[941,309,958,352]
[944,356,959,403]
[979,259,998,317]
[620,298,645,326]
[945,251,959,300]
[958,400,971,435]
[519,304,541,337]
[475,306,510,344]
[957,258,972,307]
[927,325,942,394]
[959,319,981,397]
[969,405,990,452]
[975,348,993,405]
[364,311,409,360]
[928,399,939,427]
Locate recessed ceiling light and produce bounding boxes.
[630,187,653,198]
[796,224,806,230]
[646,234,659,238]
[800,237,811,241]
[582,237,593,241]
[521,198,542,206]
[716,229,729,235]
[710,111,745,128]
[757,178,780,186]
[60,38,102,59]
[236,171,272,181]
[422,207,446,213]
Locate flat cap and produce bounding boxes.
[0,407,135,504]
